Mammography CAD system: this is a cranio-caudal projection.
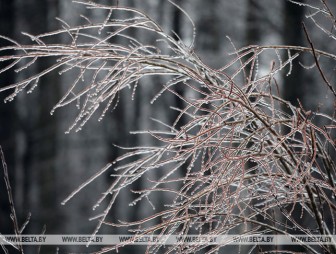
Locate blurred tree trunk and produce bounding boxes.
[103,0,142,230]
[283,0,305,108]
[246,0,261,45]
[245,0,263,92]
[34,0,60,235]
[15,0,60,242]
[281,1,308,253]
[171,1,187,130]
[0,0,17,235]
[244,1,264,253]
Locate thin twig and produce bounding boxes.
[0,146,23,253]
[302,22,336,98]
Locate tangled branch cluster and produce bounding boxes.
[0,1,336,253]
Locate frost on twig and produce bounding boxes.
[1,146,26,253]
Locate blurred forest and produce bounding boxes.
[0,0,335,253]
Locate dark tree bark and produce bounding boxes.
[35,0,60,235]
[244,2,268,253]
[283,0,305,108]
[0,0,17,235]
[246,0,262,45]
[171,2,186,130]
[15,0,60,239]
[196,0,220,52]
[281,2,311,253]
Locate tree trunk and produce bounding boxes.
[0,0,17,236]
[283,0,305,108]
